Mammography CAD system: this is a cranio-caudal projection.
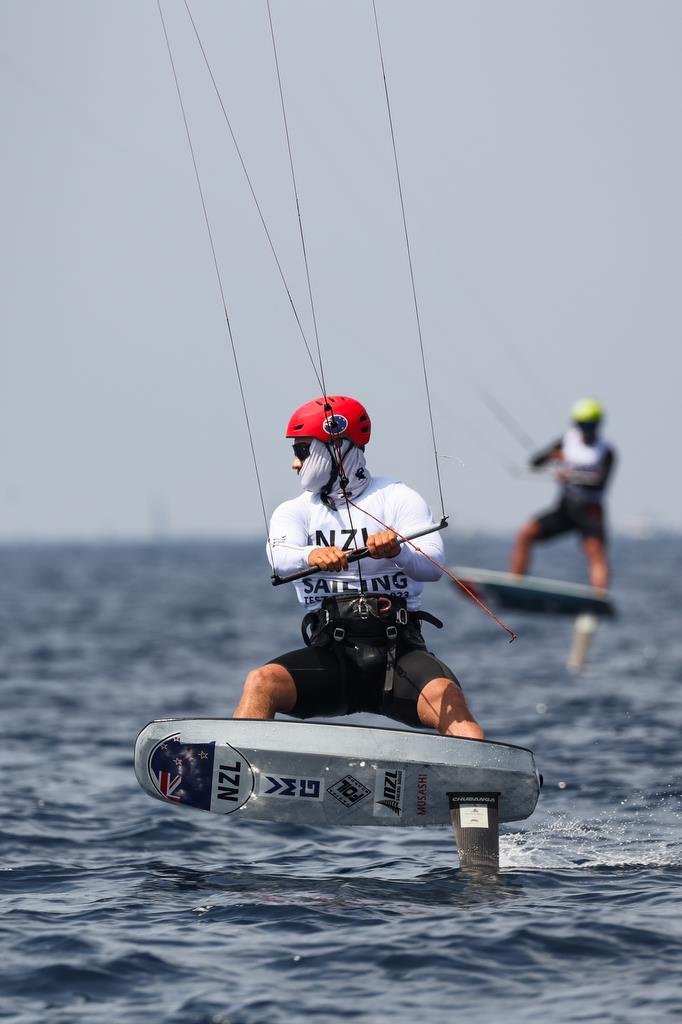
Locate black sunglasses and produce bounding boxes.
[292,441,311,461]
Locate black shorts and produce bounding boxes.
[535,497,606,542]
[268,638,460,729]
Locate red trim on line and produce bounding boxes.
[344,494,518,644]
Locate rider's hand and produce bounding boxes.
[308,546,349,572]
[366,530,401,560]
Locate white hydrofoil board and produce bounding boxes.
[134,719,540,827]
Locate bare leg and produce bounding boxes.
[234,664,297,720]
[582,536,609,590]
[509,520,542,576]
[417,678,485,739]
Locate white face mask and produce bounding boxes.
[298,438,334,493]
[297,438,371,507]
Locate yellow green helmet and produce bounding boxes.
[571,397,603,424]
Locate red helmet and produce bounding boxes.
[286,395,371,447]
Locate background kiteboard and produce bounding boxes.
[134,719,540,827]
[451,566,615,616]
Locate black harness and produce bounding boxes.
[301,594,443,694]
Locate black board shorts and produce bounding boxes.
[268,641,460,728]
[535,497,606,542]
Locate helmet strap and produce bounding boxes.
[319,462,339,509]
[320,439,351,508]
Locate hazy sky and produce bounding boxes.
[3,0,681,540]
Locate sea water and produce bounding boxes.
[2,535,681,1023]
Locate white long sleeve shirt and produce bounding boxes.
[267,476,443,610]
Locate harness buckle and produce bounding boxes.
[396,608,408,625]
[385,625,398,640]
[333,627,346,642]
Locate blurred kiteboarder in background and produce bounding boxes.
[509,399,616,589]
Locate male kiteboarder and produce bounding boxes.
[234,395,483,739]
[509,398,616,589]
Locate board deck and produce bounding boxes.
[451,565,615,616]
[134,719,540,827]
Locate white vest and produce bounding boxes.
[560,428,612,502]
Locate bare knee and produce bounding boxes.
[235,664,296,719]
[518,520,541,543]
[242,664,295,704]
[242,666,273,697]
[417,678,484,740]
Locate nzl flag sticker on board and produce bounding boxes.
[149,734,215,811]
[373,769,405,818]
